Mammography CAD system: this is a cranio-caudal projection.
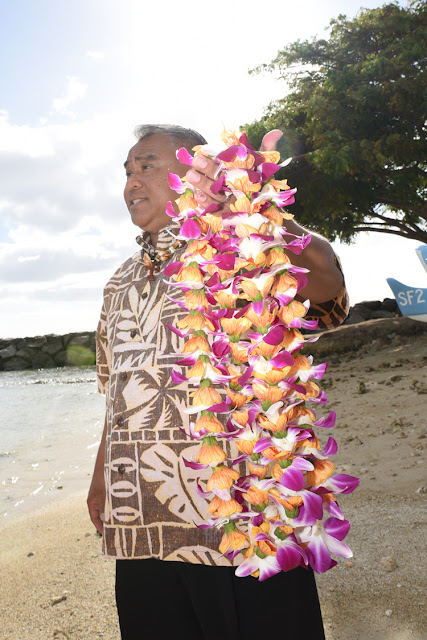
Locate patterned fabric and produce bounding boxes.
[96,226,349,563]
[306,255,350,330]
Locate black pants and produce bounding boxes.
[116,559,325,639]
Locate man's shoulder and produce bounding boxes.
[103,250,142,294]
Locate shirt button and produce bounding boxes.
[130,329,138,338]
[118,464,126,475]
[116,416,124,427]
[120,371,128,381]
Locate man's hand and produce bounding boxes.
[87,466,106,535]
[185,130,283,214]
[87,418,107,535]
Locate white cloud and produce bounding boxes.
[51,76,88,118]
[17,255,40,263]
[86,50,105,60]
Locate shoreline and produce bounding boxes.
[1,319,426,639]
[0,297,404,372]
[1,485,425,639]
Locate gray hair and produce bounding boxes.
[134,124,207,152]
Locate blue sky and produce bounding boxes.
[0,0,420,338]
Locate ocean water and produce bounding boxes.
[0,366,105,522]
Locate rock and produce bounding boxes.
[63,332,95,348]
[0,345,17,359]
[41,338,64,355]
[27,336,47,348]
[360,300,383,311]
[53,350,69,366]
[380,556,398,572]
[15,347,36,362]
[382,297,399,313]
[358,381,368,394]
[416,486,427,494]
[344,310,367,325]
[3,357,32,371]
[51,595,67,606]
[27,552,34,557]
[385,610,393,617]
[345,561,354,568]
[31,351,56,369]
[371,310,395,319]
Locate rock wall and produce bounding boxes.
[0,297,405,371]
[0,332,96,371]
[344,297,401,324]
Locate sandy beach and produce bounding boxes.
[1,317,426,640]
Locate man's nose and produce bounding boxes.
[127,172,143,188]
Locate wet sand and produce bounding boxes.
[1,319,426,639]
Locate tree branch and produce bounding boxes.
[353,225,427,242]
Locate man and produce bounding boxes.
[88,124,348,639]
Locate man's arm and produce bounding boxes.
[87,416,107,535]
[278,217,343,303]
[185,132,343,304]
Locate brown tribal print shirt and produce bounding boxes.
[96,223,349,564]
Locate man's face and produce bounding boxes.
[123,133,184,234]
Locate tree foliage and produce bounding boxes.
[245,1,427,243]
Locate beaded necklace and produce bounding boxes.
[135,225,186,281]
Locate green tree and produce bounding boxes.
[245,1,427,243]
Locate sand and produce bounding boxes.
[1,318,426,640]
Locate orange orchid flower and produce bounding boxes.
[184,289,209,311]
[244,306,276,328]
[270,179,290,191]
[271,273,298,295]
[206,465,240,491]
[242,485,270,509]
[182,333,210,354]
[260,150,280,164]
[185,239,216,260]
[230,196,251,213]
[197,214,223,234]
[229,342,249,364]
[177,311,207,331]
[306,460,336,487]
[207,496,243,517]
[277,300,307,325]
[192,383,222,407]
[219,527,249,554]
[248,461,270,479]
[252,383,283,408]
[176,262,204,283]
[258,413,288,433]
[226,388,251,409]
[193,411,224,434]
[264,246,291,267]
[222,155,255,170]
[235,222,268,238]
[178,190,198,212]
[220,317,252,339]
[295,380,320,400]
[196,437,227,465]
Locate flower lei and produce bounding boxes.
[164,130,359,581]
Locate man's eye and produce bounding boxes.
[141,165,152,170]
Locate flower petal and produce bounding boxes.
[277,540,307,572]
[176,147,194,166]
[168,171,186,193]
[180,218,201,239]
[323,517,350,541]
